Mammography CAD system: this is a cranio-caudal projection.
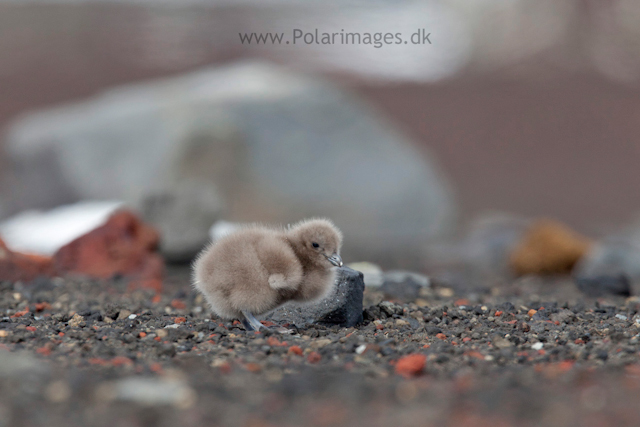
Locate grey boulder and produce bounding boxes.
[380,270,430,302]
[3,61,456,265]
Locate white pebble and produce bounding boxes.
[165,324,180,329]
[128,314,137,320]
[531,342,544,350]
[615,314,628,321]
[355,344,367,354]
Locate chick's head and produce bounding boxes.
[288,218,343,268]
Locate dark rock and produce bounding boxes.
[266,267,364,329]
[498,302,516,313]
[531,309,549,321]
[379,301,402,317]
[574,275,631,298]
[380,270,430,302]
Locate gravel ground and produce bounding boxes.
[2,268,640,427]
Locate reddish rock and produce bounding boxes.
[509,219,592,276]
[307,352,322,364]
[288,345,303,356]
[53,210,164,291]
[0,237,54,282]
[395,354,426,378]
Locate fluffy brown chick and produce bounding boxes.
[192,218,343,331]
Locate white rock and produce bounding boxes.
[209,220,243,243]
[346,262,383,288]
[531,342,544,351]
[128,314,138,320]
[0,201,122,255]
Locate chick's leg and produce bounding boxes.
[242,311,294,334]
[242,311,264,331]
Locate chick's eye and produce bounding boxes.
[312,242,320,248]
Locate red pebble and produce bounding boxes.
[462,337,472,343]
[436,333,447,340]
[494,310,503,317]
[307,352,322,364]
[111,356,133,366]
[466,351,485,361]
[267,336,287,347]
[173,317,187,324]
[574,339,585,345]
[171,299,186,310]
[395,354,426,378]
[35,302,51,312]
[138,332,147,338]
[288,345,303,356]
[11,309,29,318]
[25,326,36,332]
[244,363,262,373]
[36,347,51,356]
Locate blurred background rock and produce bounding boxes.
[1,0,640,271]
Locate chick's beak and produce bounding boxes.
[327,254,343,267]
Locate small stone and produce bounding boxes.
[616,314,628,321]
[492,335,512,349]
[437,288,454,298]
[128,314,138,320]
[395,354,426,378]
[575,275,631,298]
[531,342,544,351]
[310,339,332,349]
[117,310,132,321]
[68,313,84,328]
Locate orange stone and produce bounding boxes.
[307,352,322,364]
[288,345,303,356]
[509,219,592,276]
[395,354,426,378]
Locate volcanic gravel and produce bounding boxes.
[2,269,640,427]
